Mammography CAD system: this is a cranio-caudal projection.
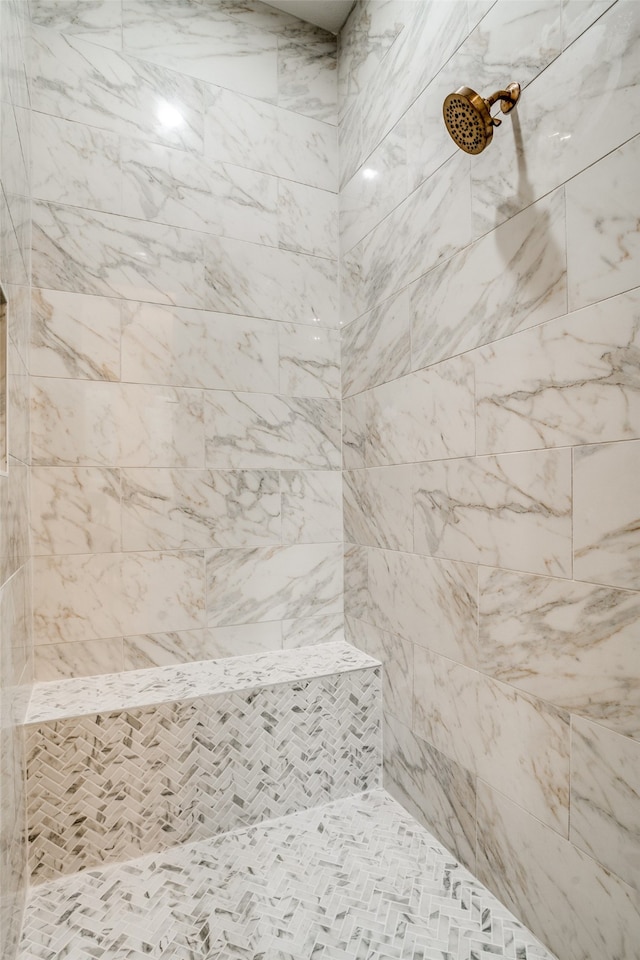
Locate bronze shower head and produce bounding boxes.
[443,82,521,154]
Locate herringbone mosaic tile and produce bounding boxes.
[27,669,381,883]
[19,789,557,960]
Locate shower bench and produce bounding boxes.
[24,642,382,884]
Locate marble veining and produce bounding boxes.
[341,289,411,398]
[26,641,378,724]
[31,288,121,381]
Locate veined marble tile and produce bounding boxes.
[204,86,337,192]
[338,96,362,192]
[567,135,640,311]
[349,620,413,728]
[123,629,210,670]
[561,0,616,48]
[342,391,370,470]
[121,302,279,393]
[6,280,31,369]
[202,235,338,327]
[0,459,30,586]
[277,180,337,260]
[367,548,478,667]
[341,289,411,398]
[31,24,204,151]
[281,614,344,649]
[206,543,343,627]
[344,543,368,620]
[122,0,278,101]
[204,392,340,470]
[33,638,124,681]
[33,551,205,645]
[31,466,121,556]
[406,0,562,193]
[33,202,205,308]
[7,348,30,465]
[32,378,204,468]
[121,139,278,245]
[366,355,475,467]
[339,122,408,256]
[574,440,640,590]
[341,151,471,324]
[384,714,476,872]
[479,567,640,738]
[204,622,283,660]
[476,289,640,454]
[31,113,121,213]
[413,647,570,833]
[414,450,572,577]
[280,470,342,544]
[471,1,640,234]
[277,37,337,123]
[411,188,567,370]
[31,288,121,382]
[343,466,413,552]
[121,468,280,551]
[278,323,340,399]
[476,782,640,960]
[30,0,122,50]
[570,717,640,891]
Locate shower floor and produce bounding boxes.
[19,789,556,960]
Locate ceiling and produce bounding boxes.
[263,0,354,34]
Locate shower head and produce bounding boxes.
[443,82,520,154]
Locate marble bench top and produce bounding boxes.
[26,642,380,725]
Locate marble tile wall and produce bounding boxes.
[0,1,33,958]
[29,0,343,680]
[339,2,640,959]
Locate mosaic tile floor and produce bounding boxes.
[19,789,556,960]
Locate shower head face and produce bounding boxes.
[443,87,493,155]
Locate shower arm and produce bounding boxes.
[484,85,520,125]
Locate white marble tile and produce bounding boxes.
[27,641,377,723]
[1,458,30,587]
[383,714,476,872]
[32,378,204,468]
[573,439,640,590]
[406,0,562,194]
[351,620,413,728]
[471,1,640,234]
[204,85,337,192]
[122,0,278,101]
[204,622,283,660]
[202,235,338,327]
[206,543,343,628]
[33,202,206,308]
[31,466,121,556]
[31,288,121,382]
[121,139,278,245]
[122,629,211,670]
[278,323,340,399]
[341,289,411,398]
[476,782,640,960]
[280,470,343,544]
[570,717,640,891]
[561,0,616,49]
[341,151,471,324]
[277,180,337,260]
[33,638,124,681]
[33,551,205,646]
[121,302,279,393]
[411,188,567,370]
[476,289,640,454]
[341,391,370,470]
[339,122,408,256]
[567,135,640,311]
[121,468,280,551]
[367,548,478,667]
[343,466,413,552]
[365,355,475,467]
[277,37,337,123]
[413,646,570,833]
[30,0,122,51]
[31,113,121,213]
[414,450,572,578]
[281,614,344,649]
[344,543,368,621]
[479,566,640,739]
[204,392,340,470]
[31,24,204,151]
